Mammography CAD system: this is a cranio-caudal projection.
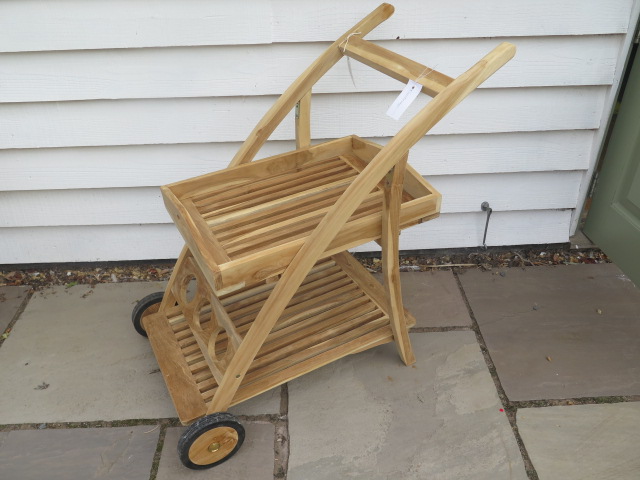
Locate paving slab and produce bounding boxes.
[0,282,279,424]
[229,386,281,417]
[156,422,275,479]
[0,285,30,333]
[375,270,471,327]
[518,402,640,479]
[458,264,640,400]
[0,426,159,480]
[287,332,526,480]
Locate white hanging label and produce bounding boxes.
[386,79,421,120]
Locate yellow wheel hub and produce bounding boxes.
[188,426,239,465]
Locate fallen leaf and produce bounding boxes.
[546,356,552,362]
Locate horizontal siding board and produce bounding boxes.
[271,0,633,42]
[0,35,622,103]
[0,172,582,228]
[352,209,573,251]
[0,131,592,191]
[406,130,593,176]
[0,224,186,264]
[0,210,572,264]
[433,171,582,214]
[0,0,273,53]
[0,188,171,228]
[0,141,293,191]
[0,87,606,149]
[0,0,632,53]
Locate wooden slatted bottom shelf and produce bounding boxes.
[144,252,415,425]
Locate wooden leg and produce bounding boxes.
[159,245,191,312]
[295,90,311,149]
[381,165,415,366]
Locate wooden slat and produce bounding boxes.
[145,312,207,424]
[193,157,348,210]
[261,297,375,350]
[222,261,338,313]
[233,278,359,333]
[344,36,452,96]
[221,192,383,256]
[331,251,416,327]
[211,184,353,239]
[203,176,357,228]
[200,166,357,220]
[249,310,385,372]
[169,136,353,199]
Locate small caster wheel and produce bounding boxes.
[178,412,245,470]
[131,291,164,337]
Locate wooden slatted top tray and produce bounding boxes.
[161,135,441,293]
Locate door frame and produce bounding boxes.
[572,4,640,233]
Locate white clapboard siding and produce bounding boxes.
[0,87,606,149]
[0,131,592,191]
[1,0,637,263]
[0,35,621,103]
[1,0,631,52]
[0,172,582,228]
[0,209,572,264]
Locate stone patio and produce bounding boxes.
[458,263,640,400]
[0,285,30,333]
[0,261,638,479]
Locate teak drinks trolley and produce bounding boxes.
[131,3,515,469]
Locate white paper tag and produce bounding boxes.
[386,79,421,120]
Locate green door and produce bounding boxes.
[584,47,640,286]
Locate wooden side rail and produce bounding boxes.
[229,3,395,167]
[207,41,516,412]
[343,36,453,97]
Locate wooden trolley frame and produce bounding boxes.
[134,3,515,469]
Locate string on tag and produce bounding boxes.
[416,65,438,82]
[385,65,439,121]
[340,32,361,88]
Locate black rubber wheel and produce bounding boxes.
[131,291,165,337]
[178,412,245,470]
